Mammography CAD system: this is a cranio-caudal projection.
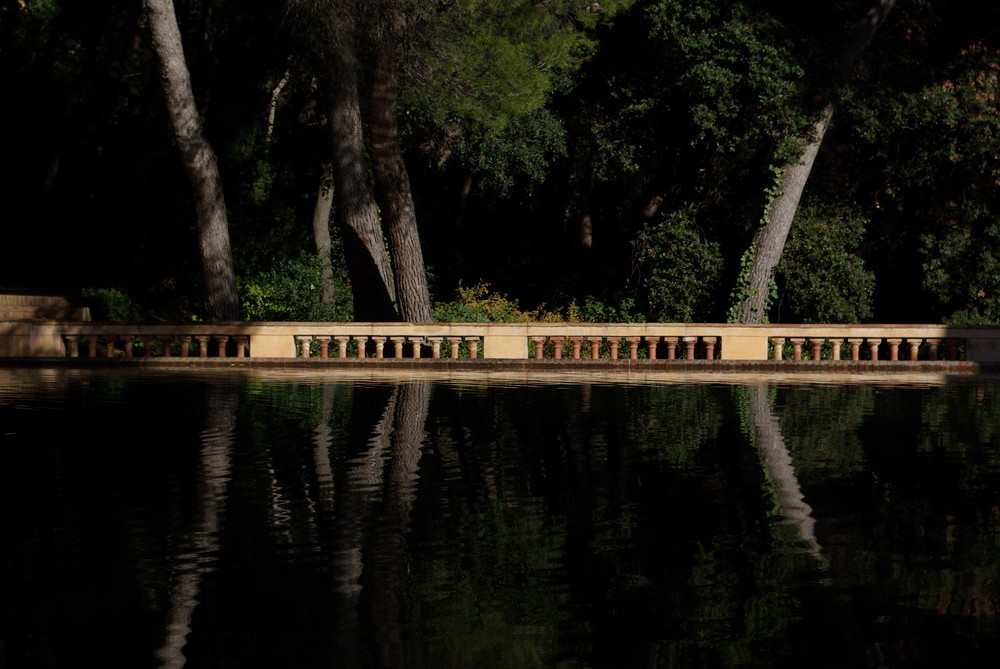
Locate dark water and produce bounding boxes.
[2,370,999,669]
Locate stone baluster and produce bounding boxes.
[532,336,546,359]
[142,335,155,357]
[551,336,564,359]
[122,336,136,357]
[159,335,173,357]
[86,336,98,358]
[316,336,331,358]
[703,337,717,360]
[335,336,351,358]
[811,339,823,361]
[408,337,423,359]
[104,336,116,358]
[296,336,312,358]
[427,337,443,359]
[372,336,388,358]
[64,335,80,357]
[664,338,678,360]
[570,336,584,359]
[925,338,941,360]
[447,337,462,359]
[828,339,844,361]
[625,337,640,360]
[178,336,192,357]
[789,338,805,361]
[770,337,785,360]
[682,336,697,360]
[195,336,211,358]
[887,338,902,361]
[867,338,881,361]
[587,337,602,359]
[391,337,406,358]
[468,338,479,359]
[946,339,959,360]
[213,335,229,357]
[645,337,660,360]
[907,339,921,361]
[234,335,249,358]
[609,337,621,360]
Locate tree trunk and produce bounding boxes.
[732,0,896,323]
[326,13,399,322]
[143,0,240,322]
[312,161,337,309]
[370,10,433,323]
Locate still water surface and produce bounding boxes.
[2,369,999,668]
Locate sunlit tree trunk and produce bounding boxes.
[143,0,240,321]
[312,161,338,309]
[370,12,432,323]
[733,0,896,323]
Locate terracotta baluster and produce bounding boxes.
[234,335,249,358]
[703,337,717,360]
[64,335,79,357]
[213,335,229,357]
[427,337,443,359]
[468,338,479,359]
[770,337,785,360]
[408,337,422,359]
[645,337,660,360]
[532,336,546,359]
[790,338,805,361]
[122,336,136,357]
[828,338,844,361]
[569,337,584,359]
[946,339,959,360]
[887,338,902,361]
[587,337,602,359]
[447,337,462,359]
[335,336,350,358]
[196,336,211,358]
[104,336,116,358]
[867,339,881,361]
[907,338,921,361]
[159,335,173,358]
[682,336,697,360]
[625,337,640,360]
[609,337,621,360]
[316,336,331,358]
[178,336,192,357]
[664,338,678,360]
[142,335,155,357]
[811,339,823,361]
[391,337,406,358]
[86,336,98,358]
[372,336,388,358]
[550,336,564,359]
[925,338,941,360]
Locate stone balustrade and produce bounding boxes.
[4,321,1000,362]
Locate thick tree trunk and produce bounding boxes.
[732,0,896,323]
[326,14,399,322]
[370,12,432,323]
[143,0,240,322]
[312,161,337,309]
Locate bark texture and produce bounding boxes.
[733,0,896,323]
[370,10,433,322]
[143,0,240,321]
[311,161,337,309]
[326,11,399,321]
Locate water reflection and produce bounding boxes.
[1,371,999,668]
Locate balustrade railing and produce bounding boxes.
[3,321,999,362]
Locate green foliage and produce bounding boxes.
[921,218,1000,324]
[727,165,784,323]
[777,202,875,323]
[634,209,723,322]
[238,252,352,322]
[79,287,142,322]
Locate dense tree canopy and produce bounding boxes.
[2,0,999,324]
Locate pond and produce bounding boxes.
[2,368,999,668]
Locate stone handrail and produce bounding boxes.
[3,321,1000,361]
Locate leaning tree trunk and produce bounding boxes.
[143,0,240,322]
[311,161,338,310]
[326,13,399,322]
[369,11,432,323]
[732,0,896,323]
